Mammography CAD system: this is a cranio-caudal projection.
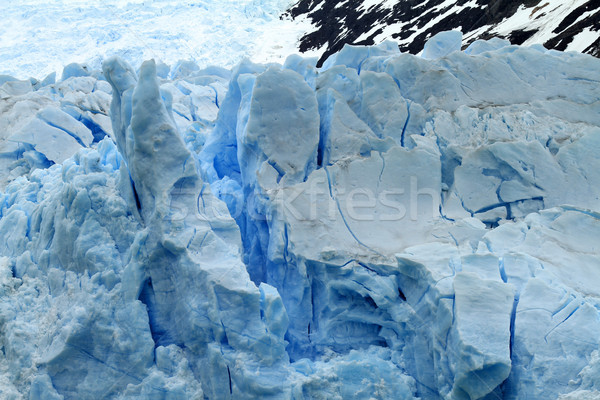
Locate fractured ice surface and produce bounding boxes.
[1,33,600,399]
[0,72,114,189]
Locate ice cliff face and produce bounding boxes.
[1,32,600,399]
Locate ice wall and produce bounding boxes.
[1,31,600,399]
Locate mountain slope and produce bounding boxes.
[285,0,600,65]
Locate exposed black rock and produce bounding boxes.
[284,0,599,66]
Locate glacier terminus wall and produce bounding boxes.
[1,31,600,399]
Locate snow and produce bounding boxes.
[359,0,384,12]
[1,23,600,400]
[464,0,595,51]
[567,27,599,53]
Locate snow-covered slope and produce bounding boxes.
[286,0,600,65]
[1,31,600,399]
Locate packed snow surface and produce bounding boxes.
[1,31,600,399]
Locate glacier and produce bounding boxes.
[0,0,315,81]
[0,31,600,399]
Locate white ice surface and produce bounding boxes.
[0,0,316,80]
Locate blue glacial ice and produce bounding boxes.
[1,32,600,399]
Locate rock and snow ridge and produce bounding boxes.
[0,31,600,399]
[285,0,600,66]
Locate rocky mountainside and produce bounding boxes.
[285,0,600,65]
